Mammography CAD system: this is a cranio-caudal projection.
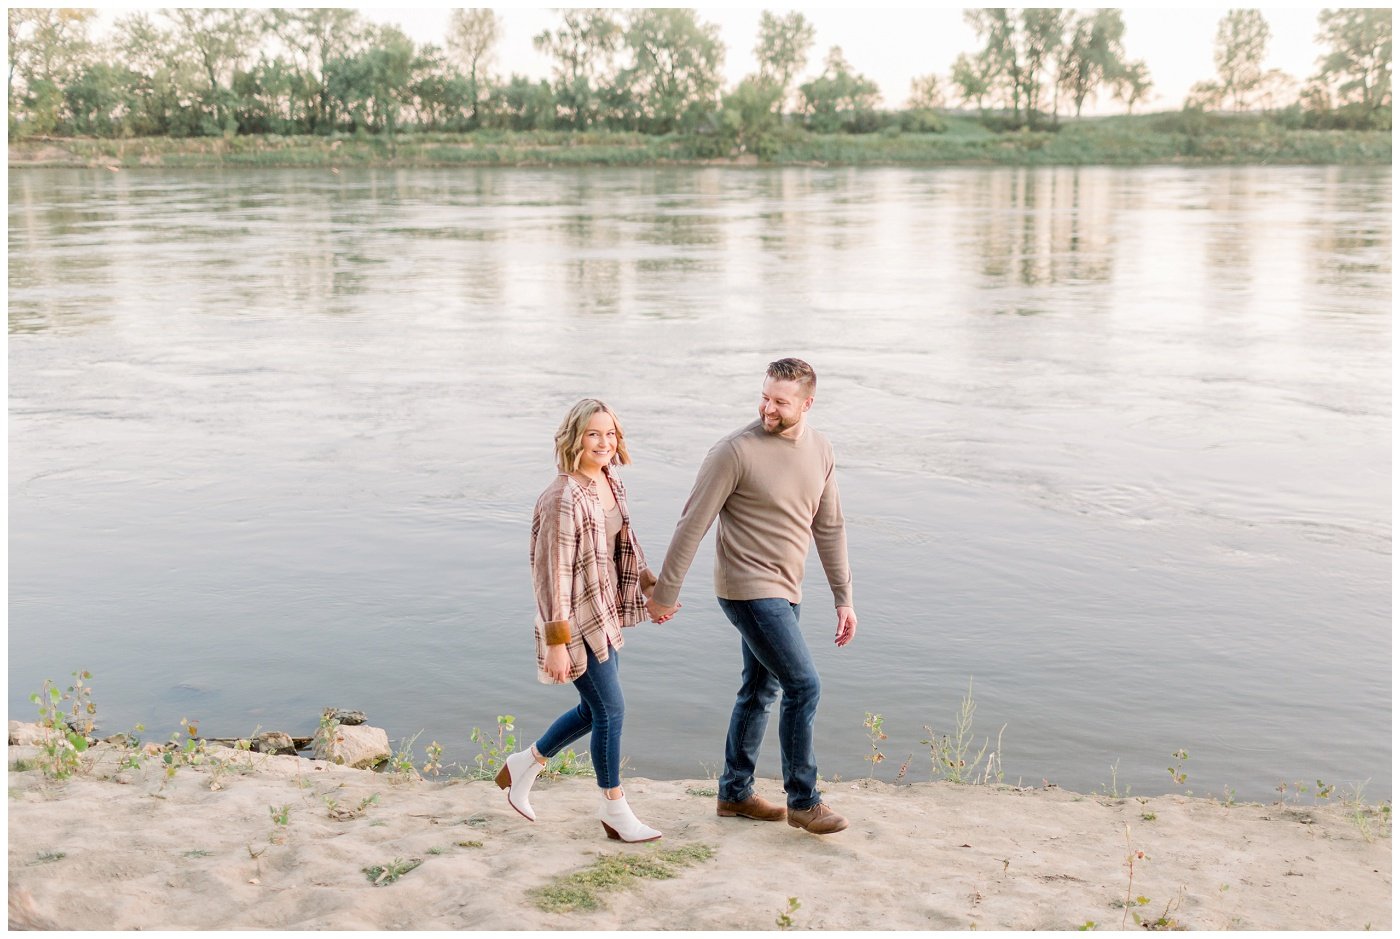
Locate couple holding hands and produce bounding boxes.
[496,358,858,841]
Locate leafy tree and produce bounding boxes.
[1112,58,1153,114]
[1313,8,1391,118]
[798,46,880,133]
[718,76,784,155]
[268,8,367,133]
[8,8,97,134]
[488,74,557,131]
[907,73,946,110]
[1193,8,1272,111]
[964,9,1021,119]
[447,8,499,127]
[65,61,131,136]
[1058,9,1126,119]
[963,8,1067,127]
[1020,7,1069,125]
[950,50,995,112]
[534,9,623,129]
[410,44,472,130]
[617,8,725,134]
[754,10,815,116]
[327,24,416,135]
[162,8,263,134]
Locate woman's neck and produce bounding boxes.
[572,466,606,485]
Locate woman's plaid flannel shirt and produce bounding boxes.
[529,468,657,684]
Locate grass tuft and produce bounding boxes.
[529,843,716,913]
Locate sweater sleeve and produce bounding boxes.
[811,457,853,608]
[530,487,578,644]
[651,439,741,608]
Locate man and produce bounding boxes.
[647,357,857,835]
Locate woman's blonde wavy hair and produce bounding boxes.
[554,398,631,473]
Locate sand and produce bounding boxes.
[7,741,1390,931]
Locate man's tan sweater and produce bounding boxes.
[652,418,853,608]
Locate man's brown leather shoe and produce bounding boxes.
[716,793,787,821]
[786,802,848,834]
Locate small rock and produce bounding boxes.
[322,708,367,726]
[252,731,297,755]
[9,721,47,746]
[313,724,390,769]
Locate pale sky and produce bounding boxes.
[95,4,1338,115]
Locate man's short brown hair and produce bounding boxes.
[766,357,816,396]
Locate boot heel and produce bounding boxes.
[494,764,511,790]
[601,821,621,840]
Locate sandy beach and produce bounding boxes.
[7,739,1390,931]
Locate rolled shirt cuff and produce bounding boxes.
[544,620,571,645]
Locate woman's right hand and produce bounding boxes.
[545,644,572,683]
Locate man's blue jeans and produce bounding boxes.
[534,644,624,789]
[716,597,822,810]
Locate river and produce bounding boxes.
[8,164,1390,801]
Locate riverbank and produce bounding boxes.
[8,119,1392,169]
[8,740,1390,930]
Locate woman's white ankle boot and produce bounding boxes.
[598,792,662,842]
[495,747,545,821]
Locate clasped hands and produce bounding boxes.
[645,597,680,624]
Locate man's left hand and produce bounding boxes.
[834,606,858,647]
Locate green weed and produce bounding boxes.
[26,670,97,779]
[469,716,517,780]
[529,843,715,913]
[863,713,887,777]
[921,678,1005,785]
[776,896,801,929]
[1167,749,1188,785]
[364,857,423,885]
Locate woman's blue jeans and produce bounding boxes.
[534,643,624,789]
[716,597,822,810]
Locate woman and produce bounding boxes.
[495,398,672,843]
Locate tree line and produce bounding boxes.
[7,7,1392,147]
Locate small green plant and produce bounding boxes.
[1141,812,1157,821]
[1101,760,1131,799]
[269,804,290,826]
[27,670,97,779]
[1314,779,1335,800]
[776,896,801,929]
[183,849,213,859]
[1137,888,1186,930]
[1121,825,1148,929]
[544,747,594,779]
[469,715,517,779]
[921,678,1005,784]
[1341,782,1392,843]
[863,712,887,777]
[30,851,66,865]
[456,840,484,848]
[422,740,444,776]
[363,857,423,886]
[390,731,423,778]
[1078,921,1098,931]
[686,786,718,798]
[1167,749,1188,785]
[1222,785,1236,806]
